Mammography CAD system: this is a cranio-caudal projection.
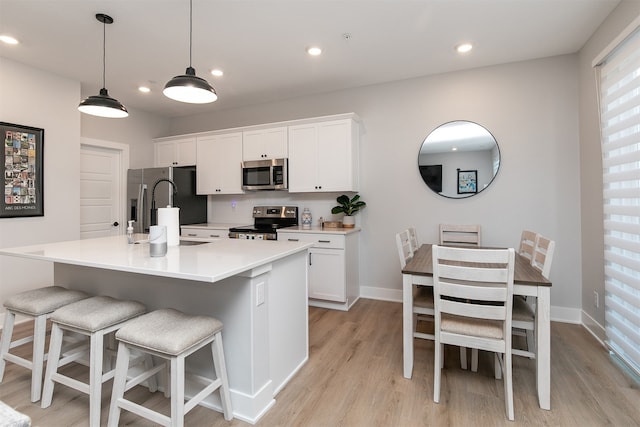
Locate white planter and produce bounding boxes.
[342,215,355,228]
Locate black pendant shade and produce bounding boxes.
[78,88,128,118]
[163,67,217,104]
[163,0,217,104]
[78,13,128,118]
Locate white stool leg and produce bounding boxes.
[471,348,479,373]
[41,323,64,408]
[211,332,232,420]
[107,343,131,427]
[460,346,467,369]
[170,355,185,427]
[89,331,105,427]
[31,314,48,402]
[0,310,16,381]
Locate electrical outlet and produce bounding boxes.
[594,291,599,308]
[256,282,265,306]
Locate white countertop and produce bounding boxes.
[0,235,312,283]
[181,222,251,230]
[278,226,361,235]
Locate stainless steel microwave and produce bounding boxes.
[241,158,288,191]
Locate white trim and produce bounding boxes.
[582,310,607,346]
[592,14,640,67]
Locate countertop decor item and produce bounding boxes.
[301,208,312,229]
[77,14,128,118]
[331,194,366,228]
[163,0,217,104]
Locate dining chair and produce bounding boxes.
[439,224,481,247]
[396,229,414,265]
[397,231,473,368]
[432,245,516,421]
[512,233,555,359]
[396,230,434,341]
[408,227,419,254]
[518,230,537,261]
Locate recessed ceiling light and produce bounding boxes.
[211,69,224,77]
[0,35,19,45]
[456,43,473,53]
[138,86,151,93]
[307,46,322,56]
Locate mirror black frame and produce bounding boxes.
[418,120,500,199]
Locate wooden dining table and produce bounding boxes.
[402,243,552,410]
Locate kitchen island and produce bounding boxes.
[0,235,313,424]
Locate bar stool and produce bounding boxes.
[108,308,233,427]
[0,286,89,402]
[40,296,146,427]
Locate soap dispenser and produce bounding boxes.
[127,220,135,244]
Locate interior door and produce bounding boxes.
[80,144,123,239]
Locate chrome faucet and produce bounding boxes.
[150,178,178,225]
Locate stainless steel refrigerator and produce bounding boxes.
[127,166,207,233]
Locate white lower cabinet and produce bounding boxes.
[279,229,360,310]
[181,226,229,240]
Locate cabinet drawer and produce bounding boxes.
[181,228,228,240]
[280,233,344,249]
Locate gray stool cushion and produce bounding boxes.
[116,308,223,356]
[51,296,146,332]
[4,286,88,316]
[0,400,31,427]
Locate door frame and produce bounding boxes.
[80,138,130,235]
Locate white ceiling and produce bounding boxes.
[0,0,620,119]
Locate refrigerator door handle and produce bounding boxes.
[137,183,146,232]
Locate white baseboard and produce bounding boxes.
[581,310,607,346]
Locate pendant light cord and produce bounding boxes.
[102,17,106,89]
[189,0,193,68]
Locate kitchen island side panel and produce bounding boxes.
[53,252,308,424]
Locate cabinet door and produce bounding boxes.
[175,139,197,166]
[243,127,288,161]
[317,120,356,192]
[287,124,318,192]
[154,138,196,167]
[154,141,177,167]
[308,248,345,302]
[196,133,243,194]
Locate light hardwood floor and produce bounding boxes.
[1,298,639,426]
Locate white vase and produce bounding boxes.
[342,215,355,228]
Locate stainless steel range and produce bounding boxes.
[228,206,298,240]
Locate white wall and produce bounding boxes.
[169,55,583,321]
[0,58,80,311]
[80,100,171,169]
[578,0,640,341]
[0,59,171,318]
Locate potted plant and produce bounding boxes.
[331,194,366,228]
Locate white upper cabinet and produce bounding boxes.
[196,133,244,195]
[154,137,197,167]
[288,118,359,193]
[242,126,288,161]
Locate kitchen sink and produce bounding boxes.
[179,240,210,246]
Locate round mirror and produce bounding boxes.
[418,121,500,198]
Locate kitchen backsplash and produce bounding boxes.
[207,192,353,226]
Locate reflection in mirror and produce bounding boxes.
[418,121,500,199]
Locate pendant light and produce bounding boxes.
[163,0,217,104]
[78,14,128,118]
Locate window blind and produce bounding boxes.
[598,29,640,377]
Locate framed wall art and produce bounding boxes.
[2,122,44,218]
[457,169,477,195]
